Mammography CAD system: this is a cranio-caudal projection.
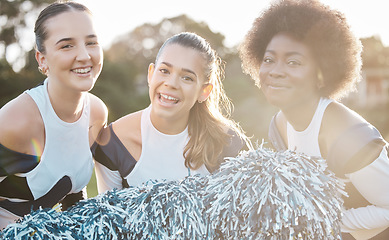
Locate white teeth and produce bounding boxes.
[160,93,178,101]
[73,67,91,74]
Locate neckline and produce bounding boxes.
[44,79,87,126]
[286,98,324,134]
[145,105,188,137]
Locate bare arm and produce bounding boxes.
[322,102,389,237]
[88,93,108,146]
[0,93,44,156]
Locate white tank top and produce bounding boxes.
[286,98,333,157]
[125,105,209,187]
[25,79,94,199]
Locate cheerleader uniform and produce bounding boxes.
[0,80,94,229]
[93,105,243,193]
[269,97,389,239]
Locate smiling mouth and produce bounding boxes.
[267,83,289,89]
[159,93,179,104]
[72,67,92,74]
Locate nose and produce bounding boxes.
[164,74,179,88]
[269,62,286,78]
[76,45,91,61]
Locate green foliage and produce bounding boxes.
[0,0,53,60]
[0,50,42,106]
[91,59,149,122]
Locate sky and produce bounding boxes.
[5,0,389,71]
[75,0,389,49]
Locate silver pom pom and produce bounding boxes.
[1,147,344,240]
[116,176,208,239]
[204,147,344,239]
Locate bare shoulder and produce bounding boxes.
[88,93,108,142]
[324,102,366,130]
[112,110,143,159]
[113,110,142,141]
[321,101,369,145]
[88,93,108,125]
[322,101,385,173]
[0,93,44,154]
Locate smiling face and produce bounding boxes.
[147,43,212,132]
[36,10,103,93]
[259,33,320,111]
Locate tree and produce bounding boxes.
[0,0,52,65]
[106,14,227,70]
[361,36,389,68]
[0,49,42,106]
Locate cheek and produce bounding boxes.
[91,49,103,63]
[184,86,202,101]
[295,71,317,88]
[258,67,268,81]
[257,72,266,88]
[148,75,161,87]
[148,79,159,95]
[50,53,73,67]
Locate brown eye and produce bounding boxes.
[287,60,301,66]
[182,76,194,82]
[263,57,273,63]
[159,68,169,74]
[86,41,98,46]
[61,44,72,49]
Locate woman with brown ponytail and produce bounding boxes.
[93,32,250,192]
[0,1,107,229]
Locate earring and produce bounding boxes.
[38,66,47,75]
[198,100,203,103]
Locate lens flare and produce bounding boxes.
[30,138,42,162]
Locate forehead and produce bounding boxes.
[157,44,206,76]
[266,33,314,58]
[44,11,96,41]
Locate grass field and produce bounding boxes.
[86,169,99,198]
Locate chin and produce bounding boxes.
[78,83,96,92]
[266,97,286,109]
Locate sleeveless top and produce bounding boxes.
[93,105,244,190]
[269,97,389,239]
[286,98,333,157]
[0,79,93,228]
[125,105,209,186]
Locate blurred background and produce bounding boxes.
[1,0,388,197]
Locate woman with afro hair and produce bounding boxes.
[239,0,389,239]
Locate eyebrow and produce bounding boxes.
[160,61,197,77]
[265,49,305,57]
[55,34,97,45]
